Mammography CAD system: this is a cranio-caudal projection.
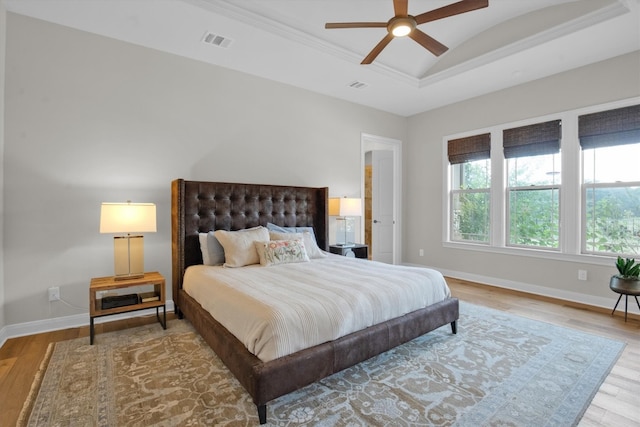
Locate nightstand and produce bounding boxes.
[89,271,166,344]
[330,244,369,259]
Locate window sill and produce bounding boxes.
[442,241,614,267]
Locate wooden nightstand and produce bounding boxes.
[89,271,166,344]
[330,244,369,259]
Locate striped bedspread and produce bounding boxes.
[183,254,451,362]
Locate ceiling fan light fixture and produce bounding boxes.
[389,17,415,37]
[325,0,489,64]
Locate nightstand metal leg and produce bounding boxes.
[156,305,167,329]
[90,317,95,345]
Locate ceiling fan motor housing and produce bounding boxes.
[388,16,416,37]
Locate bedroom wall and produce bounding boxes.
[0,4,6,331]
[2,13,407,327]
[405,51,640,311]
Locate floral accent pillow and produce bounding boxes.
[254,240,310,267]
[268,228,327,259]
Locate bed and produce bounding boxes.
[171,179,459,424]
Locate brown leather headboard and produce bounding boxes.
[171,179,329,307]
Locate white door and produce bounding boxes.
[372,150,394,263]
[362,133,402,264]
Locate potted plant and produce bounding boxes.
[610,256,640,293]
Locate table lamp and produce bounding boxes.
[100,201,156,280]
[329,197,362,248]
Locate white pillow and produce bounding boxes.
[198,232,225,266]
[254,240,310,266]
[269,231,303,241]
[214,226,270,267]
[299,231,327,259]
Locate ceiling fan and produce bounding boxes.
[325,0,489,64]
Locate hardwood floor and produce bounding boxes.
[1,279,638,427]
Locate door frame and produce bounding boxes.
[361,133,402,264]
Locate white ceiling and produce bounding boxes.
[3,0,640,116]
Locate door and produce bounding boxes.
[371,150,394,263]
[362,133,401,264]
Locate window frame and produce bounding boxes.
[446,133,492,245]
[442,97,640,267]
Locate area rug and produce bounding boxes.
[19,302,625,426]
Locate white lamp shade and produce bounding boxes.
[100,202,157,234]
[329,198,362,217]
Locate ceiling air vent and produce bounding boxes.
[202,32,232,48]
[348,81,369,90]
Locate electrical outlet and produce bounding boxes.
[419,249,424,257]
[48,286,60,301]
[578,270,587,281]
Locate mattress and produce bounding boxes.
[183,255,451,362]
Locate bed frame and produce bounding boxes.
[171,179,459,424]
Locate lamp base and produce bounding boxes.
[333,243,355,248]
[113,235,145,279]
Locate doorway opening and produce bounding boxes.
[361,133,402,264]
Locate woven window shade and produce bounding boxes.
[578,104,640,149]
[503,120,561,159]
[447,133,490,164]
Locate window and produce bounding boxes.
[448,133,491,243]
[580,104,640,256]
[444,101,640,262]
[504,120,562,250]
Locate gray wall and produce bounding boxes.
[2,13,407,326]
[405,51,640,307]
[0,4,6,330]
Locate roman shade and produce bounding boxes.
[503,120,561,159]
[447,133,491,164]
[578,104,640,150]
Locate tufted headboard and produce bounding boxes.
[171,179,329,307]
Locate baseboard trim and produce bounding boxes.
[404,264,639,319]
[0,300,175,348]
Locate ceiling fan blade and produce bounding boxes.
[325,22,387,29]
[361,33,394,64]
[409,29,449,56]
[393,0,408,16]
[415,0,488,25]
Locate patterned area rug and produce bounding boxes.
[20,302,624,426]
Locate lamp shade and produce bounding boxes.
[100,202,157,234]
[329,198,362,217]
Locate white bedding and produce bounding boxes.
[183,254,451,362]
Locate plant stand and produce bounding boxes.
[610,277,640,322]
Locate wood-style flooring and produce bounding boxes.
[0,278,638,427]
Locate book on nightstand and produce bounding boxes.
[138,291,160,303]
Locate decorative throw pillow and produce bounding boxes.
[198,231,225,266]
[214,226,270,267]
[266,223,327,259]
[254,239,310,267]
